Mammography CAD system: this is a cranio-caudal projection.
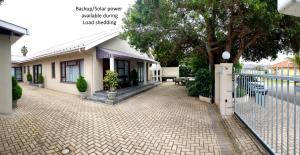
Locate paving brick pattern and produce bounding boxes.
[0,83,237,155]
[222,116,267,155]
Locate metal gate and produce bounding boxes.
[234,67,300,154]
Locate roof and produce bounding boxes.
[11,55,26,63]
[97,48,157,63]
[0,19,29,44]
[272,59,297,68]
[20,29,120,62]
[13,29,156,63]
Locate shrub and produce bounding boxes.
[186,68,212,97]
[194,68,212,97]
[76,76,88,92]
[179,66,191,77]
[104,70,118,91]
[27,73,32,82]
[131,69,138,86]
[38,74,44,84]
[12,77,22,100]
[187,81,200,97]
[236,86,247,97]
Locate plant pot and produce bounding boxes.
[79,92,88,99]
[28,81,32,85]
[38,84,44,88]
[107,91,117,100]
[12,100,17,108]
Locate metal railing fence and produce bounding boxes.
[234,67,300,155]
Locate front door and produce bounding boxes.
[33,64,42,84]
[103,58,110,77]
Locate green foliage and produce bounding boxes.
[236,86,246,98]
[104,70,118,91]
[289,54,300,68]
[179,66,191,77]
[122,0,294,64]
[131,69,138,86]
[187,81,199,97]
[27,73,32,82]
[12,77,22,101]
[233,62,243,71]
[38,74,44,84]
[76,76,88,92]
[186,68,212,97]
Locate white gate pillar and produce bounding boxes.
[0,35,13,114]
[109,56,114,71]
[215,63,234,117]
[143,61,147,85]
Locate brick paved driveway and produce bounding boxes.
[0,83,236,155]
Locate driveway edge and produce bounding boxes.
[221,114,269,155]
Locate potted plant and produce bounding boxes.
[76,76,88,99]
[131,69,138,86]
[103,70,118,104]
[37,73,44,88]
[27,73,32,84]
[12,77,22,108]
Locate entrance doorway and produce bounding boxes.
[33,64,42,84]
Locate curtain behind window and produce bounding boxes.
[66,65,79,82]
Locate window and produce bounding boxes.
[114,60,129,83]
[51,62,55,78]
[11,67,23,82]
[24,66,26,74]
[60,59,84,83]
[27,66,30,74]
[137,62,144,82]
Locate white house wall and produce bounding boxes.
[0,35,13,114]
[21,49,95,96]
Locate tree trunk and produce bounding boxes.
[233,49,244,64]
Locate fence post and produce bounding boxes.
[215,63,234,117]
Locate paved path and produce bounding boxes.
[0,83,236,155]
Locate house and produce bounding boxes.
[12,29,160,99]
[272,59,300,76]
[0,20,28,114]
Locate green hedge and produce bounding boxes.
[38,74,44,84]
[12,77,22,100]
[27,73,32,82]
[76,76,88,92]
[186,68,212,97]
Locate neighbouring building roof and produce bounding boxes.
[272,59,297,68]
[13,29,156,63]
[0,19,29,44]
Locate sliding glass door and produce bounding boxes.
[33,64,42,84]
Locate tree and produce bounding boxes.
[21,46,28,56]
[289,54,300,69]
[122,0,287,66]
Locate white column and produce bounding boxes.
[215,63,233,118]
[0,35,12,114]
[156,63,159,82]
[109,56,114,71]
[143,61,147,85]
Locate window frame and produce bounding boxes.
[114,60,130,83]
[60,59,84,83]
[51,62,56,78]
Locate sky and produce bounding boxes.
[0,0,294,65]
[0,0,135,56]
